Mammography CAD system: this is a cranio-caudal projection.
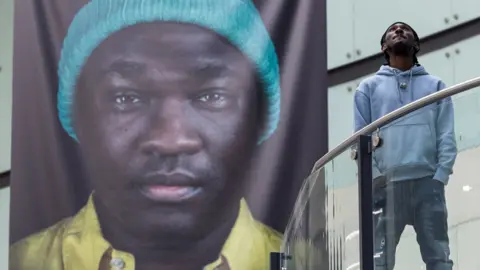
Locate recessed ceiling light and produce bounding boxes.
[463,185,473,192]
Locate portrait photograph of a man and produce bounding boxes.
[10,1,282,269]
[8,0,329,269]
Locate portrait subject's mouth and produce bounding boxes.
[137,171,204,203]
[139,185,203,203]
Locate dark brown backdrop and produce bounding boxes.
[9,0,328,248]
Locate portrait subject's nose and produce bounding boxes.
[140,100,202,156]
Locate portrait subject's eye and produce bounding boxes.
[115,94,141,105]
[196,92,233,110]
[112,92,145,112]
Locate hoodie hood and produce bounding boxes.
[375,65,429,105]
[376,64,429,77]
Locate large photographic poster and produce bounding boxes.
[9,0,328,269]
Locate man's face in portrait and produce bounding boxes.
[74,22,264,242]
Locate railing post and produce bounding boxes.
[357,135,374,270]
[270,252,282,270]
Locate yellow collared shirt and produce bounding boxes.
[10,195,282,270]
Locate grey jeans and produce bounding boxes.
[373,177,453,270]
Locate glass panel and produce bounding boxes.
[282,145,360,270]
[371,89,480,270]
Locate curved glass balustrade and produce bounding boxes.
[280,77,480,270]
[281,146,359,270]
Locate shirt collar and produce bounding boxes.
[63,194,258,270]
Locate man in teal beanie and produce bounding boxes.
[10,0,283,269]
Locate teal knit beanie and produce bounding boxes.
[57,0,281,144]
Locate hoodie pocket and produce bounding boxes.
[373,123,437,173]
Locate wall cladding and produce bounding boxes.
[0,0,13,174]
[327,0,480,69]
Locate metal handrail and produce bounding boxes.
[311,75,480,174]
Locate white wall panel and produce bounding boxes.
[449,36,480,151]
[328,82,355,148]
[452,35,480,85]
[0,0,13,173]
[0,188,9,270]
[1,1,15,268]
[326,75,372,190]
[418,47,455,87]
[457,220,480,269]
[327,0,354,69]
[452,0,480,26]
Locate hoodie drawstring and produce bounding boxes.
[394,68,413,104]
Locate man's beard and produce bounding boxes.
[389,42,414,57]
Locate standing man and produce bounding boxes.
[10,0,283,269]
[354,22,457,270]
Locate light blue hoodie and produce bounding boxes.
[354,65,457,184]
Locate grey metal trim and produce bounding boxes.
[0,171,10,189]
[313,75,480,173]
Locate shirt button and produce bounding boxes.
[110,258,125,269]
